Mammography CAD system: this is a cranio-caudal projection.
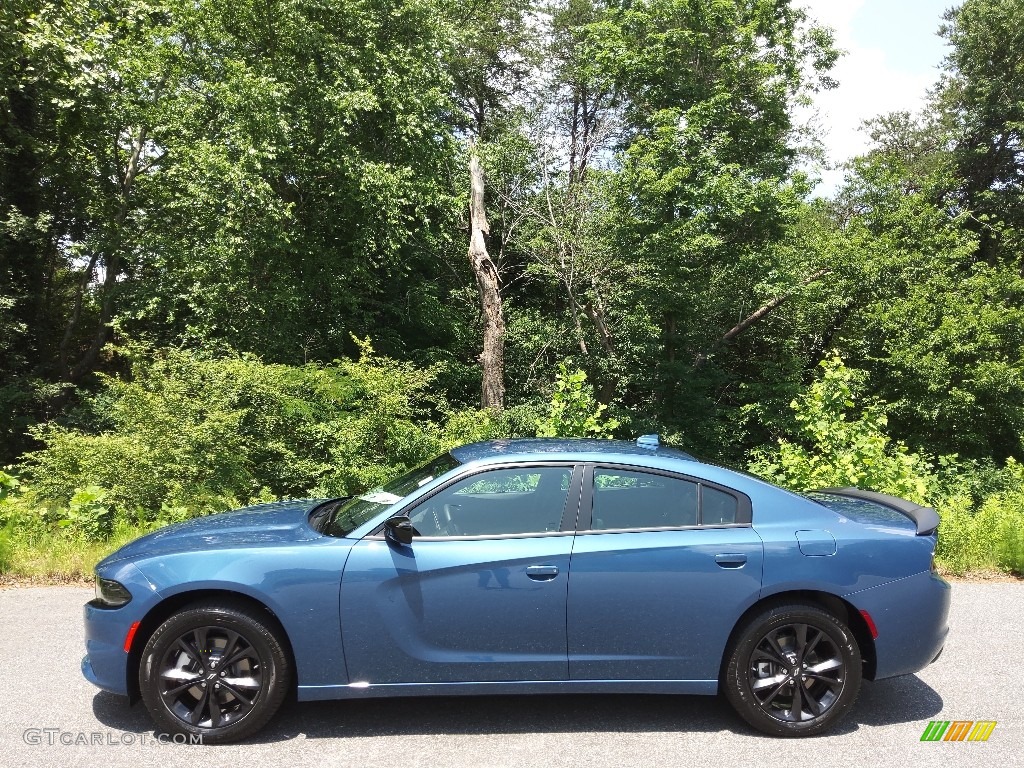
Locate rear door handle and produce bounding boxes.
[715,553,747,568]
[526,565,559,580]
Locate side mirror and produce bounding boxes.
[384,514,415,545]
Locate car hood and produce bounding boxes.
[98,498,329,566]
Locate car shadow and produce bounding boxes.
[91,674,942,742]
[831,674,945,734]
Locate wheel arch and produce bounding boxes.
[719,590,877,685]
[126,588,298,704]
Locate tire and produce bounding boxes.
[139,600,292,744]
[723,602,862,737]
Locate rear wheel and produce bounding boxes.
[723,603,861,736]
[139,601,291,744]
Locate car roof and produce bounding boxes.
[450,438,698,465]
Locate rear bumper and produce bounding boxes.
[844,570,951,680]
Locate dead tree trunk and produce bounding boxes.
[468,148,505,410]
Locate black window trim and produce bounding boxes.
[578,462,752,533]
[366,461,583,541]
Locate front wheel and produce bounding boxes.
[723,603,862,737]
[139,600,292,744]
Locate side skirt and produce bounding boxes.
[297,679,718,702]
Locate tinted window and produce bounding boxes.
[591,469,698,530]
[408,466,573,537]
[325,452,461,537]
[702,486,739,524]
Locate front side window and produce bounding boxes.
[324,453,461,537]
[589,468,741,530]
[407,466,573,537]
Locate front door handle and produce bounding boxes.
[715,553,747,568]
[526,565,559,580]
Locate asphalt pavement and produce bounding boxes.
[0,581,1020,768]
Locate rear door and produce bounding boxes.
[567,464,764,683]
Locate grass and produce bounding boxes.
[0,521,150,582]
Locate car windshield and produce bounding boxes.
[323,452,461,538]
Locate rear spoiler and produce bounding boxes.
[814,487,941,536]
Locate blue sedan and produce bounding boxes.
[83,436,950,742]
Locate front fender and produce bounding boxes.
[133,537,355,689]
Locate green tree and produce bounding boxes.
[749,354,937,504]
[595,0,837,452]
[0,0,468,462]
[123,0,463,363]
[939,0,1024,266]
[822,103,1024,460]
[535,362,619,437]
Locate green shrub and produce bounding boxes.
[0,519,12,573]
[935,494,1024,575]
[934,495,986,574]
[0,469,45,534]
[0,469,16,503]
[745,355,1024,576]
[932,455,1020,505]
[748,354,939,503]
[441,403,539,446]
[58,486,114,542]
[535,363,619,439]
[15,339,502,529]
[935,459,1024,574]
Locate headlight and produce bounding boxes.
[93,576,132,608]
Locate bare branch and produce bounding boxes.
[694,268,831,368]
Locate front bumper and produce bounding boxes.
[83,601,133,695]
[82,562,163,697]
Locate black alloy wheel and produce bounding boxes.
[139,601,292,744]
[723,603,862,736]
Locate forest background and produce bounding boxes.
[1,0,1022,577]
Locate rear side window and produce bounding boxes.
[702,486,739,524]
[588,467,744,530]
[591,469,698,529]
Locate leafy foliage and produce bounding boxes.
[535,363,619,438]
[18,340,489,523]
[749,355,938,504]
[58,486,112,542]
[935,460,1024,575]
[3,0,1024,575]
[0,470,17,503]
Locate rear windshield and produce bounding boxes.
[804,492,916,531]
[323,453,461,538]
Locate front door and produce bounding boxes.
[340,464,579,684]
